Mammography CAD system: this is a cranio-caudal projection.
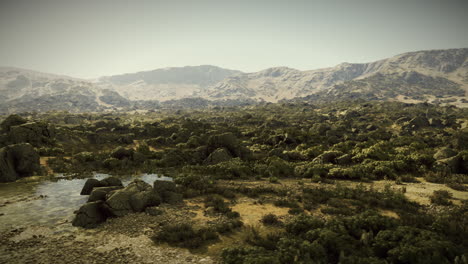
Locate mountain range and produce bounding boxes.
[1,48,467,113]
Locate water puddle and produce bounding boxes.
[0,173,172,232]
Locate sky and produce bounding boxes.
[0,0,467,79]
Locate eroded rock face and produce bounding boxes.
[0,143,40,182]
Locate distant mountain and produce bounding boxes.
[205,48,468,105]
[0,67,130,113]
[97,65,243,101]
[1,48,467,113]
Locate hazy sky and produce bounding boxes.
[0,0,467,78]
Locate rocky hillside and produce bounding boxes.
[1,48,467,113]
[0,67,130,113]
[97,65,242,101]
[206,48,468,105]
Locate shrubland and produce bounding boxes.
[1,100,467,263]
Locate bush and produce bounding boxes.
[430,190,453,206]
[261,214,281,226]
[154,223,218,249]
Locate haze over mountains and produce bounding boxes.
[1,48,467,113]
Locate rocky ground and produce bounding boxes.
[1,178,466,264]
[0,203,217,264]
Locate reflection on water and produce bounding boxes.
[0,173,172,231]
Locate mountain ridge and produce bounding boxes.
[1,48,467,113]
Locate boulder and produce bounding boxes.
[72,201,108,228]
[100,176,124,187]
[80,179,101,195]
[88,186,123,202]
[204,148,232,165]
[0,143,40,182]
[80,176,123,195]
[129,190,161,212]
[105,179,160,216]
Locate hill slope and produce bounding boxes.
[97,65,242,101]
[205,48,468,104]
[0,67,130,113]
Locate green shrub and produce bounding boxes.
[261,214,281,226]
[154,223,218,249]
[430,190,453,206]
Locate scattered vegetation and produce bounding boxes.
[1,100,467,262]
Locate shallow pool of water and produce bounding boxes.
[0,173,172,232]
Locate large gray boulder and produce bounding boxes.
[0,143,40,182]
[72,201,108,228]
[104,179,161,216]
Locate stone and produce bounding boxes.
[80,179,102,195]
[104,179,154,216]
[0,143,40,182]
[72,201,108,228]
[80,177,123,195]
[88,186,123,202]
[100,176,124,187]
[129,190,161,212]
